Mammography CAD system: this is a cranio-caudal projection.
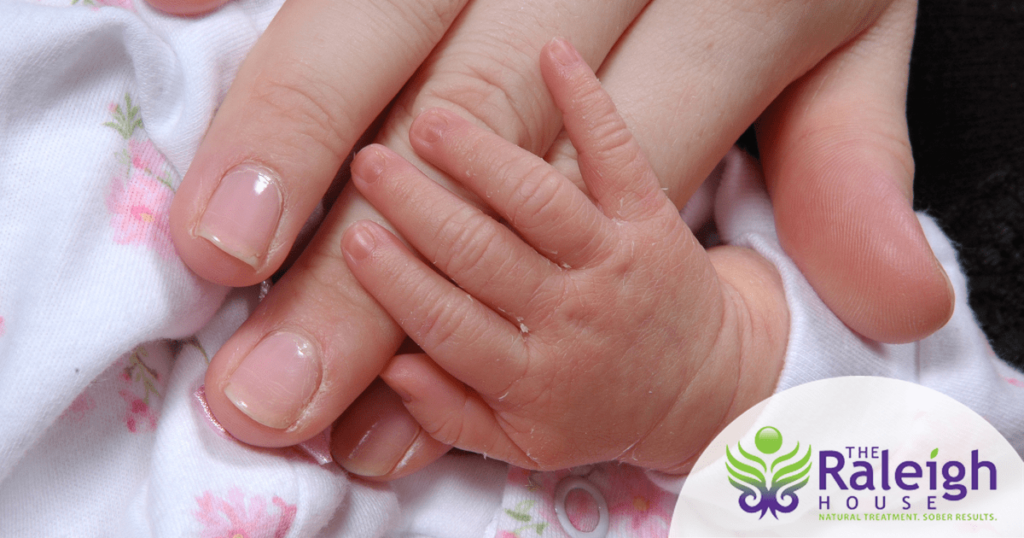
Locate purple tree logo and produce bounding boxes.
[725,426,812,519]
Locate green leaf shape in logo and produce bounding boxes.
[725,426,813,520]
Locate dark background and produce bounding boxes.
[908,0,1023,369]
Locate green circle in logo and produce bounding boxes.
[755,426,783,454]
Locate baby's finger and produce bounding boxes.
[409,109,611,268]
[341,221,528,397]
[380,353,537,469]
[349,145,551,315]
[540,38,665,222]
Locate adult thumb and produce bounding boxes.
[757,0,954,343]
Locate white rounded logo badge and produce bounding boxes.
[671,377,1024,536]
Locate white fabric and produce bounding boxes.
[1,2,1022,537]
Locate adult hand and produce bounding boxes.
[160,0,952,476]
[167,0,651,453]
[333,0,952,478]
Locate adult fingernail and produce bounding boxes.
[334,407,420,477]
[548,37,580,67]
[197,165,283,268]
[413,110,449,145]
[224,332,321,430]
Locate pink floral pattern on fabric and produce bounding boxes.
[62,392,98,422]
[496,465,676,538]
[194,488,297,538]
[118,346,162,433]
[105,94,176,258]
[603,465,674,537]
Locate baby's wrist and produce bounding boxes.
[621,246,788,474]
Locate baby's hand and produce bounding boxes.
[341,39,789,473]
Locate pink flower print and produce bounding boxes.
[1007,377,1024,388]
[119,388,157,432]
[61,392,97,422]
[108,172,174,258]
[104,93,176,258]
[0,316,4,337]
[118,346,163,433]
[129,139,166,178]
[194,488,297,538]
[605,467,674,538]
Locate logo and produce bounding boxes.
[725,426,812,519]
[671,378,1024,537]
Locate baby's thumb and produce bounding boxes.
[757,0,953,343]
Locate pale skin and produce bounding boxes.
[340,39,789,472]
[150,0,954,478]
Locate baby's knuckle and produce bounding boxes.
[508,166,565,228]
[593,124,639,166]
[415,297,466,351]
[422,409,465,447]
[435,210,499,277]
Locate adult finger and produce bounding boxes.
[202,0,649,447]
[545,0,890,209]
[758,0,954,342]
[169,0,469,286]
[330,377,451,480]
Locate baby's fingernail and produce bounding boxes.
[353,147,387,184]
[548,37,581,67]
[342,224,377,261]
[413,110,449,145]
[224,332,321,430]
[334,407,420,477]
[197,165,282,268]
